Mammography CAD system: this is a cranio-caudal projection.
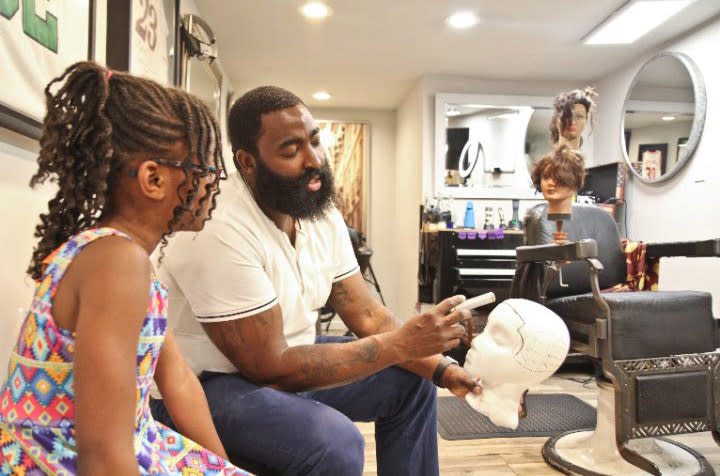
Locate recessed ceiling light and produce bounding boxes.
[312,91,332,101]
[583,0,694,45]
[301,2,331,19]
[446,11,478,30]
[662,115,676,121]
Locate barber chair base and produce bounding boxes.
[544,431,713,476]
[543,382,714,476]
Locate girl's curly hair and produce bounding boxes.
[28,61,224,280]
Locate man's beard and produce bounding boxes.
[254,155,336,220]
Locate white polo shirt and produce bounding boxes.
[159,172,359,375]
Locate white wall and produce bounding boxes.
[310,107,398,311]
[393,82,427,318]
[0,129,56,382]
[595,18,720,315]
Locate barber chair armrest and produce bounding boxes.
[516,239,598,263]
[646,238,720,258]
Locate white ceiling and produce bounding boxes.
[194,0,720,110]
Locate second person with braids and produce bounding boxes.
[0,61,253,476]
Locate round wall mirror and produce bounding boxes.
[621,52,706,184]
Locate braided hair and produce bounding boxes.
[28,61,224,280]
[531,143,586,193]
[550,86,598,145]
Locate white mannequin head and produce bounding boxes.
[464,299,570,429]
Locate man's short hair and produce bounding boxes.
[228,86,305,156]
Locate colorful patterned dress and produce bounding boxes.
[0,228,251,476]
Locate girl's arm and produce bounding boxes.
[73,237,151,476]
[154,329,229,459]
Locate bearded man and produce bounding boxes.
[151,86,480,476]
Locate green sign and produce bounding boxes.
[1,0,58,52]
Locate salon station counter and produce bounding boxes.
[419,228,524,306]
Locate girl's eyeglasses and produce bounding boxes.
[130,154,225,182]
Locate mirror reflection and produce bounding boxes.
[186,59,222,119]
[437,92,596,199]
[622,53,704,183]
[181,14,223,119]
[444,104,533,190]
[524,107,554,177]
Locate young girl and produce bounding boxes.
[0,62,251,475]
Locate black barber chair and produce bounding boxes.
[512,203,720,476]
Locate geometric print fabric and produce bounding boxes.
[0,228,251,475]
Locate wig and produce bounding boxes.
[531,143,586,193]
[28,61,224,279]
[550,86,598,145]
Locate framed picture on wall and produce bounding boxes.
[637,143,668,181]
[130,0,178,85]
[0,0,94,139]
[107,0,179,86]
[317,120,369,238]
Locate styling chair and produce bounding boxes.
[511,202,720,476]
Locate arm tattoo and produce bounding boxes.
[254,313,270,327]
[332,281,353,306]
[355,338,380,363]
[298,339,381,383]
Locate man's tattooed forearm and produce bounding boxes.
[298,340,381,382]
[355,338,380,363]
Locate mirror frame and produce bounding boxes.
[620,51,706,185]
[434,93,550,199]
[179,14,223,119]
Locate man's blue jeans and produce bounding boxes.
[150,335,439,476]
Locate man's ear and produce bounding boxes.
[234,149,255,175]
[135,161,167,201]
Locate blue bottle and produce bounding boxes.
[463,201,475,229]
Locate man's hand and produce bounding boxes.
[442,364,482,399]
[390,296,470,362]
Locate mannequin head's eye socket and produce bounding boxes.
[489,325,514,348]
